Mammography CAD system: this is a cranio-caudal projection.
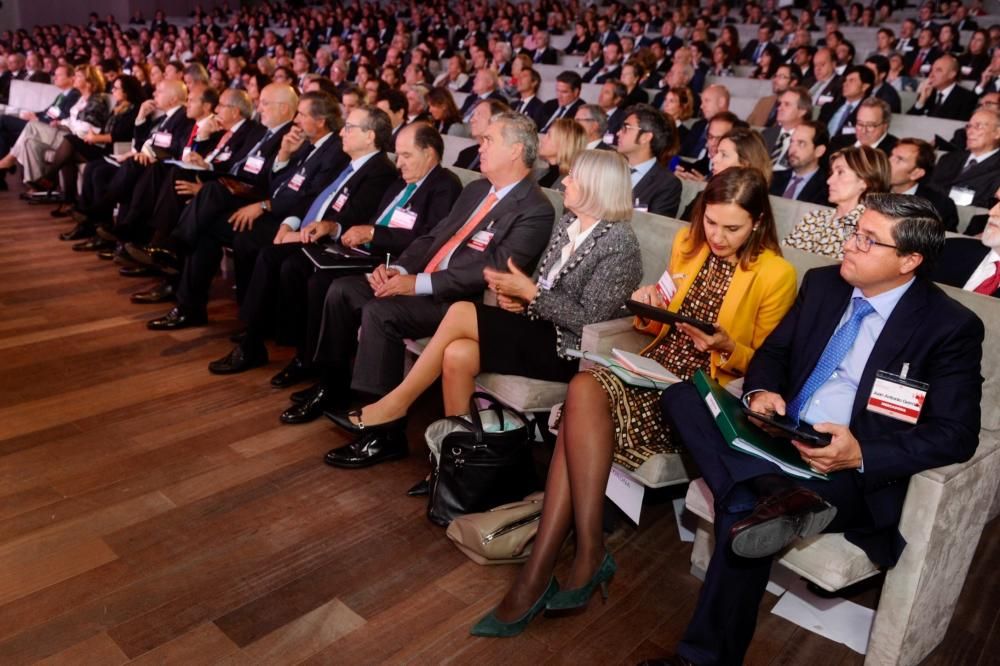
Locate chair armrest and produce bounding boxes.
[580,317,649,356]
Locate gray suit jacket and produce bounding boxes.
[398,176,556,301]
[528,215,643,355]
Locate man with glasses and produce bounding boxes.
[933,197,1000,297]
[616,103,681,216]
[675,111,743,182]
[652,194,983,666]
[574,104,613,150]
[930,108,1000,208]
[746,63,801,128]
[830,98,897,155]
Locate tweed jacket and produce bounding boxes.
[526,214,643,357]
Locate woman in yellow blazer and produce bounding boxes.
[472,167,798,637]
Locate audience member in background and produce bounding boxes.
[375,89,408,151]
[426,86,462,136]
[763,87,812,172]
[452,99,510,171]
[785,145,891,259]
[889,138,959,232]
[750,46,779,80]
[512,68,547,130]
[679,84,729,160]
[597,78,626,136]
[886,52,918,92]
[471,166,795,637]
[818,65,875,144]
[584,42,624,83]
[539,71,585,133]
[676,111,744,181]
[459,69,504,122]
[864,55,902,114]
[0,65,109,190]
[974,48,1000,96]
[537,118,587,190]
[682,127,772,219]
[620,60,649,107]
[930,108,1000,209]
[771,120,832,207]
[329,149,641,493]
[616,103,681,216]
[574,104,612,150]
[908,54,978,120]
[830,98,898,155]
[709,44,736,77]
[661,86,695,147]
[746,63,801,128]
[809,47,843,107]
[933,199,1000,296]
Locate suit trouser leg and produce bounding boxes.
[275,250,320,354]
[172,181,241,251]
[117,162,169,242]
[231,216,279,307]
[176,215,234,315]
[660,383,870,665]
[350,296,451,397]
[312,274,377,392]
[147,171,196,247]
[0,115,27,156]
[238,242,304,340]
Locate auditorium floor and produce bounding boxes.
[0,190,996,665]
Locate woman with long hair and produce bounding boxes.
[537,118,587,190]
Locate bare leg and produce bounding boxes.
[492,371,615,620]
[441,338,480,415]
[356,301,480,425]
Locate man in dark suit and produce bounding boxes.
[904,27,941,77]
[908,54,978,120]
[864,56,902,115]
[740,24,775,65]
[375,88,408,153]
[808,48,842,107]
[512,68,547,130]
[531,31,559,65]
[679,85,730,160]
[655,194,983,665]
[538,71,585,133]
[617,103,681,216]
[770,120,831,206]
[829,98,898,156]
[458,70,505,123]
[929,108,1000,209]
[595,17,619,46]
[583,42,624,84]
[147,90,349,330]
[575,104,614,150]
[453,99,510,172]
[818,66,874,143]
[206,105,404,377]
[0,53,27,104]
[283,112,555,438]
[889,138,959,232]
[932,207,1000,297]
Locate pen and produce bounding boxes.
[385,252,391,270]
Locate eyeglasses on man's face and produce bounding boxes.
[844,226,898,252]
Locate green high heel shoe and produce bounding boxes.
[470,578,559,638]
[544,552,617,614]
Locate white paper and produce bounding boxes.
[605,465,644,524]
[672,497,696,542]
[771,576,875,654]
[765,564,802,596]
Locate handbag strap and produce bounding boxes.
[467,391,528,433]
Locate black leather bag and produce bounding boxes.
[426,392,539,527]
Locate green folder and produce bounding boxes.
[691,369,829,481]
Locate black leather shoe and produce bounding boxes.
[326,409,408,435]
[97,248,116,260]
[270,356,313,388]
[131,280,176,304]
[147,307,207,331]
[280,385,342,424]
[289,382,322,404]
[208,343,269,375]
[59,222,93,241]
[729,487,837,559]
[95,225,121,243]
[149,246,181,276]
[72,237,113,252]
[119,265,155,277]
[407,479,430,497]
[324,428,409,468]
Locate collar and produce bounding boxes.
[969,147,999,162]
[792,167,819,181]
[489,179,520,201]
[631,156,656,180]
[347,149,379,171]
[266,119,292,134]
[309,131,334,152]
[850,276,915,321]
[937,82,956,99]
[586,138,603,149]
[901,183,919,195]
[162,105,183,119]
[227,118,247,134]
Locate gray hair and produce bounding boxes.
[490,111,539,167]
[864,192,944,276]
[579,103,608,135]
[223,89,254,119]
[859,97,891,125]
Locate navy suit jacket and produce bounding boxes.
[370,164,463,257]
[744,266,983,565]
[269,134,349,220]
[931,237,998,296]
[134,109,195,159]
[633,161,682,217]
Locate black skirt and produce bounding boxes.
[476,303,578,383]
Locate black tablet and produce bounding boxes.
[741,407,833,447]
[626,299,716,335]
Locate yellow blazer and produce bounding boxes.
[636,226,797,386]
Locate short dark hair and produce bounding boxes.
[779,63,803,83]
[194,85,219,110]
[301,90,343,132]
[865,54,890,76]
[556,70,582,92]
[377,88,407,115]
[863,192,944,276]
[410,122,444,160]
[799,119,830,149]
[709,110,748,130]
[623,103,676,159]
[897,137,936,180]
[307,76,339,98]
[357,103,393,151]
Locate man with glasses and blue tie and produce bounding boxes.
[647,194,984,666]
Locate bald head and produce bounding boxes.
[259,82,298,127]
[161,79,188,106]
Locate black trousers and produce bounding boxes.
[0,115,26,156]
[240,244,319,355]
[312,274,451,396]
[171,179,244,250]
[145,166,200,248]
[79,158,146,222]
[659,383,871,665]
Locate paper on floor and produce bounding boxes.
[672,498,697,542]
[770,576,875,654]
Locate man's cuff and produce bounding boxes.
[282,216,302,231]
[741,388,766,407]
[328,222,343,240]
[415,273,433,295]
[858,455,864,474]
[272,159,289,172]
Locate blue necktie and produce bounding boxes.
[786,298,876,422]
[827,103,853,136]
[301,164,354,229]
[374,182,418,227]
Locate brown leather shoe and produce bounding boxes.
[729,486,836,559]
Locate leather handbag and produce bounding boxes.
[426,392,539,527]
[446,493,544,565]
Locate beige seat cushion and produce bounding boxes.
[629,453,691,488]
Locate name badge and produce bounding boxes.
[288,172,306,191]
[388,207,418,229]
[961,66,973,76]
[332,188,349,211]
[466,229,494,251]
[817,94,834,106]
[243,155,265,174]
[152,131,172,148]
[603,132,615,145]
[950,186,975,207]
[213,150,232,163]
[656,269,679,304]
[866,369,928,425]
[920,64,931,74]
[841,125,856,135]
[45,106,60,119]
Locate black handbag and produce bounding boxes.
[426,392,540,527]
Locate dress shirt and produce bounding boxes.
[272,129,333,172]
[963,148,999,169]
[785,169,818,199]
[281,147,377,231]
[544,217,598,282]
[629,157,656,188]
[962,248,1000,291]
[799,278,914,426]
[410,180,519,295]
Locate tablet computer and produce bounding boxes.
[740,407,832,447]
[626,299,716,335]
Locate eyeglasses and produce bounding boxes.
[619,122,643,134]
[844,227,898,252]
[343,122,367,132]
[854,121,885,130]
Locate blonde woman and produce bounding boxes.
[537,118,587,190]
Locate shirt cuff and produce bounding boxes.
[328,222,343,240]
[282,216,302,231]
[415,273,433,295]
[858,455,864,474]
[272,159,289,172]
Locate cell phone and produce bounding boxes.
[626,299,716,335]
[741,407,832,447]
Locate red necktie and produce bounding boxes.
[424,193,498,272]
[974,260,1000,295]
[185,125,199,148]
[909,51,926,77]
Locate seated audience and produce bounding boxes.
[682,127,772,219]
[676,111,745,181]
[771,120,832,207]
[512,68,547,130]
[425,87,462,136]
[908,54,978,120]
[539,71,585,134]
[452,98,510,171]
[889,138,959,232]
[933,199,1000,296]
[864,55,902,114]
[929,108,1000,209]
[679,84,730,160]
[573,104,612,150]
[763,87,812,171]
[746,63,802,128]
[537,118,587,190]
[818,65,875,145]
[615,103,682,216]
[469,166,796,637]
[785,145,891,258]
[830,97,898,155]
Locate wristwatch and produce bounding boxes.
[260,200,271,212]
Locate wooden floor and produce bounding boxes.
[0,190,997,666]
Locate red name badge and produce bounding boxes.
[866,369,928,425]
[466,229,494,251]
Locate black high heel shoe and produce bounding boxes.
[326,408,407,434]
